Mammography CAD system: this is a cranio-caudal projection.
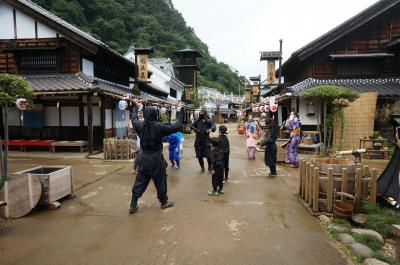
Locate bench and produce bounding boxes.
[1,140,54,151]
[50,141,88,153]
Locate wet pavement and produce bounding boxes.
[0,124,352,265]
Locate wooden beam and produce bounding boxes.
[87,94,93,154]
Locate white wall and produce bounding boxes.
[105,109,112,129]
[37,21,57,38]
[0,3,14,39]
[44,106,59,126]
[16,10,35,39]
[61,107,79,126]
[298,99,319,126]
[7,108,20,126]
[82,58,94,77]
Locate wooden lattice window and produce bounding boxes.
[18,51,58,74]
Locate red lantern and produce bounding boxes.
[260,106,265,112]
[16,98,28,110]
[265,105,270,112]
[271,104,278,113]
[255,107,260,112]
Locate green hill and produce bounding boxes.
[32,0,241,93]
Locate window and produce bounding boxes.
[335,61,381,78]
[170,88,177,98]
[18,51,58,74]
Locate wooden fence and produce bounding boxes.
[103,138,133,160]
[298,159,377,214]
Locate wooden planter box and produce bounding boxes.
[13,166,73,205]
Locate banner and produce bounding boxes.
[267,60,276,85]
[138,54,149,82]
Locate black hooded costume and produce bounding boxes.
[260,118,278,176]
[190,111,216,171]
[129,106,183,212]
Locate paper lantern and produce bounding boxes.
[260,106,265,112]
[271,104,278,113]
[118,100,128,110]
[265,105,270,112]
[252,107,256,112]
[16,98,27,110]
[255,106,260,113]
[160,107,167,114]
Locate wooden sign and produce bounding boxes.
[252,82,260,97]
[267,60,276,85]
[138,54,149,82]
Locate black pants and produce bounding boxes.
[223,154,229,180]
[212,167,224,192]
[198,157,211,170]
[130,151,168,208]
[269,164,277,175]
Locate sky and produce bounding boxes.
[172,0,379,80]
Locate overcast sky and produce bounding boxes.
[172,0,378,80]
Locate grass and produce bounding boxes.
[363,204,400,238]
[373,251,400,265]
[353,234,383,251]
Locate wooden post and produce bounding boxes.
[303,162,309,198]
[87,94,93,155]
[392,225,400,261]
[370,169,378,205]
[341,168,348,201]
[355,168,362,211]
[309,166,314,208]
[363,166,370,199]
[327,168,334,212]
[313,167,319,212]
[298,160,304,195]
[305,163,310,201]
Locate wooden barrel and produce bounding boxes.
[333,201,353,219]
[313,158,357,194]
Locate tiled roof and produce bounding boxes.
[23,73,131,96]
[289,78,400,96]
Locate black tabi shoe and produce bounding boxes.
[160,201,174,209]
[129,206,138,215]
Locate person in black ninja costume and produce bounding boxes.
[129,101,183,214]
[190,110,216,173]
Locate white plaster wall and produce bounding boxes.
[8,108,20,126]
[61,107,79,126]
[84,106,101,126]
[37,21,57,38]
[298,99,319,126]
[82,58,94,77]
[0,3,14,39]
[105,109,112,129]
[16,9,35,39]
[149,63,170,94]
[44,106,59,126]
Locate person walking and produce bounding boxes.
[218,125,230,183]
[246,133,258,160]
[129,101,183,214]
[190,110,216,173]
[260,118,278,177]
[245,115,257,137]
[208,137,225,196]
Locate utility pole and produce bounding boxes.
[278,39,283,86]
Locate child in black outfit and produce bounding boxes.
[209,137,225,196]
[218,125,230,183]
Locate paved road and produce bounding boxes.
[0,124,350,265]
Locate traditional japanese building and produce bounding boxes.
[280,0,400,140]
[0,0,139,153]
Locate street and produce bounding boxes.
[0,124,350,265]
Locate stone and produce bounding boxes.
[328,223,347,233]
[350,243,373,258]
[319,215,331,223]
[337,233,355,244]
[352,228,384,244]
[363,258,389,265]
[351,214,367,226]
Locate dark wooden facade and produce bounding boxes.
[282,1,400,86]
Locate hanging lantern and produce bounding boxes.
[265,105,270,112]
[260,105,265,112]
[160,107,167,114]
[252,107,256,112]
[271,104,278,113]
[16,98,27,110]
[118,100,128,110]
[255,106,260,113]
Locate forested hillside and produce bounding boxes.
[32,0,240,93]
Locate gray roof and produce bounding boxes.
[14,0,132,64]
[24,72,131,96]
[289,78,400,96]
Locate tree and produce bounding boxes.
[0,74,34,188]
[300,85,359,155]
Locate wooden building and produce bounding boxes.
[280,0,400,137]
[0,0,140,153]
